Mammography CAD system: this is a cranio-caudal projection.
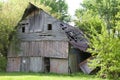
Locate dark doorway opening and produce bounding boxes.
[22,27,25,33]
[70,48,91,63]
[48,24,52,30]
[44,57,50,72]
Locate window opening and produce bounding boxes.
[48,24,52,30]
[22,27,25,33]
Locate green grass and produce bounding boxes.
[0,72,108,80]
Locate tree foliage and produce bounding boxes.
[74,10,102,34]
[88,24,120,79]
[74,0,120,79]
[39,0,71,22]
[0,55,6,71]
[82,0,120,33]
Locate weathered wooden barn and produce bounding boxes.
[7,3,92,74]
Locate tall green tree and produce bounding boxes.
[74,0,120,79]
[75,0,120,34]
[88,23,120,79]
[74,9,102,34]
[39,0,71,22]
[81,0,120,34]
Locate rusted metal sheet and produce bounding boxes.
[50,58,68,73]
[7,57,21,72]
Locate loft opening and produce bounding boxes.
[22,27,25,33]
[48,24,52,30]
[21,23,29,33]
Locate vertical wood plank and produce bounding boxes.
[7,57,20,72]
[50,58,68,73]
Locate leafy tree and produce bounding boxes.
[39,0,71,22]
[0,55,7,71]
[87,24,120,79]
[74,10,102,34]
[74,0,120,79]
[75,0,120,36]
[81,0,120,34]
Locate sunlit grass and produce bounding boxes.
[0,72,108,80]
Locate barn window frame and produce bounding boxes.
[47,24,52,30]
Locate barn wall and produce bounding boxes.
[50,58,68,73]
[7,57,21,72]
[7,44,18,57]
[7,57,44,72]
[8,41,68,58]
[69,53,79,73]
[29,11,44,33]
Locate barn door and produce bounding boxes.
[7,57,21,72]
[20,57,30,72]
[30,57,44,72]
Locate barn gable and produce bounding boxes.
[17,3,68,41]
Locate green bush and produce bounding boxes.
[0,55,7,72]
[87,24,120,79]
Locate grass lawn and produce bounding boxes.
[0,72,108,80]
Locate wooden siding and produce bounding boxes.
[20,57,30,72]
[69,53,78,73]
[29,11,44,33]
[8,41,68,58]
[7,57,44,72]
[18,32,68,41]
[79,57,94,74]
[17,10,68,41]
[7,57,21,72]
[8,44,18,57]
[30,57,44,72]
[50,58,68,73]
